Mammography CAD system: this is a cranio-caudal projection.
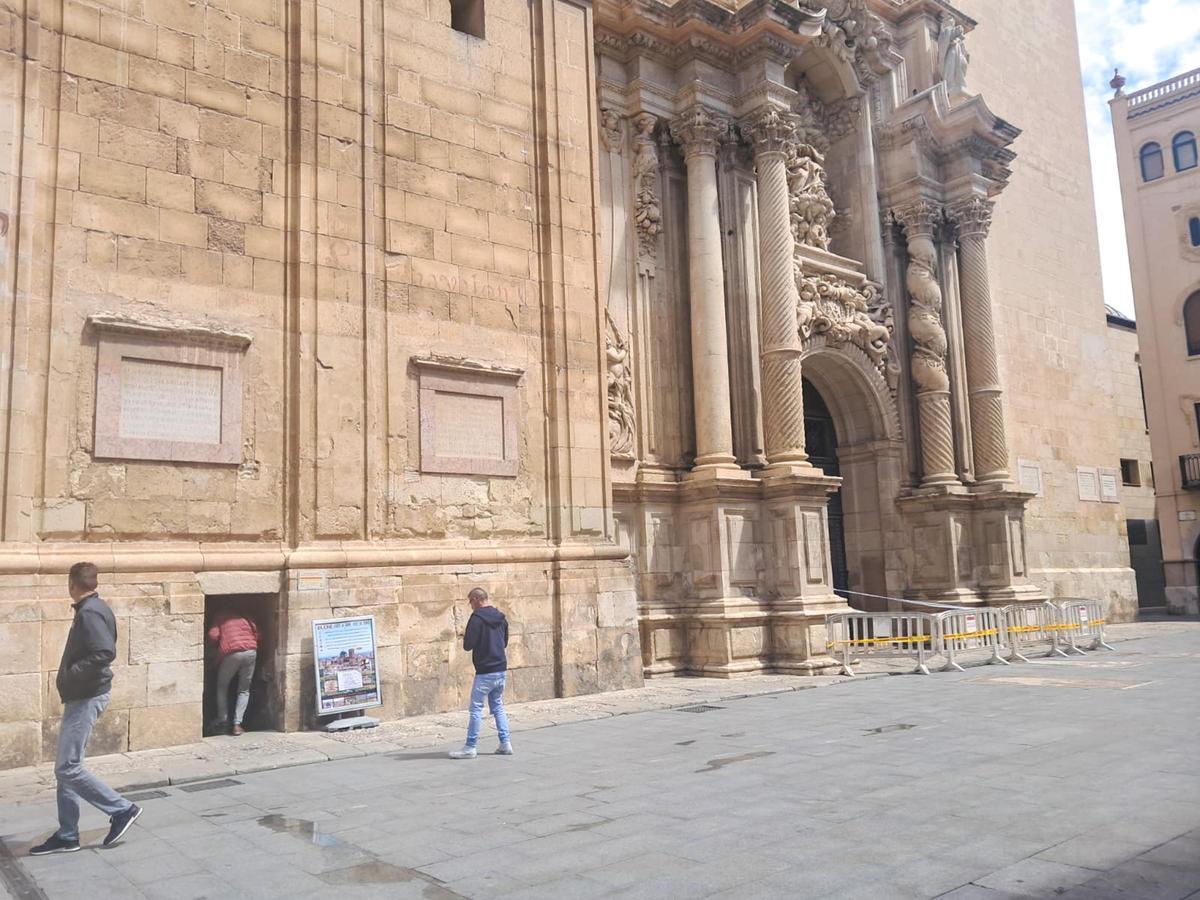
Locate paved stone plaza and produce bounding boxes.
[0,623,1197,900]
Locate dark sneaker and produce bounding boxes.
[102,804,141,847]
[29,834,80,855]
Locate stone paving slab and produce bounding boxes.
[0,621,1196,899]
[0,621,1196,900]
[0,620,1186,807]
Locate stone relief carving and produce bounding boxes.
[801,0,892,86]
[631,113,662,265]
[605,310,636,459]
[795,271,894,384]
[905,232,950,395]
[938,14,970,95]
[786,142,835,251]
[599,107,623,153]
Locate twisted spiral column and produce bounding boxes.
[670,107,738,470]
[744,107,808,468]
[895,202,959,487]
[951,198,1010,484]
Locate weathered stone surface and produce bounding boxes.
[128,703,201,750]
[129,616,203,664]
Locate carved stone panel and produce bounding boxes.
[802,510,826,585]
[414,356,523,477]
[91,315,249,465]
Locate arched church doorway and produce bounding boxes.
[803,378,849,597]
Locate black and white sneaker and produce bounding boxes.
[102,804,142,847]
[29,834,80,855]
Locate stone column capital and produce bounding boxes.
[948,197,994,238]
[740,105,797,156]
[670,106,731,159]
[891,200,942,239]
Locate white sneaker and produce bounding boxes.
[448,745,477,759]
[495,742,514,755]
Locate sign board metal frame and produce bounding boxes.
[311,615,383,718]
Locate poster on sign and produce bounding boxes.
[312,616,382,717]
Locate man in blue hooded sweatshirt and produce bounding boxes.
[450,587,513,758]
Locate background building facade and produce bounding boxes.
[0,0,1139,768]
[1111,67,1200,615]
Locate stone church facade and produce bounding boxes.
[0,0,1136,767]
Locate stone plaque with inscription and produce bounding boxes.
[91,314,249,464]
[415,356,523,477]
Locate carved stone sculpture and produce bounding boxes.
[938,14,969,95]
[599,107,623,153]
[605,310,636,459]
[786,143,835,251]
[795,272,893,377]
[631,113,661,265]
[901,219,958,486]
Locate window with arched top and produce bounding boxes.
[1174,131,1198,171]
[1140,142,1165,181]
[1187,291,1200,356]
[1191,216,1200,247]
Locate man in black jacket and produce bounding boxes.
[31,563,141,855]
[449,587,513,759]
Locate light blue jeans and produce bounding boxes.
[56,693,131,841]
[465,672,510,748]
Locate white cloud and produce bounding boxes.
[1074,0,1200,318]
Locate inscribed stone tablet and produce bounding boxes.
[119,358,223,444]
[433,392,505,459]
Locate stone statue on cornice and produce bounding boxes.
[938,13,969,96]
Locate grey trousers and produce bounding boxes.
[216,649,257,726]
[56,693,130,841]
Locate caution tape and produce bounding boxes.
[942,628,999,640]
[1089,619,1106,626]
[827,635,930,648]
[1006,625,1044,634]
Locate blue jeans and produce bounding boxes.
[465,672,510,748]
[56,693,131,841]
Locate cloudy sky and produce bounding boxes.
[1074,0,1200,317]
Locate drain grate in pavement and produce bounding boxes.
[676,704,725,713]
[178,778,243,793]
[126,789,169,801]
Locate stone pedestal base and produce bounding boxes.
[618,468,848,677]
[896,486,1045,607]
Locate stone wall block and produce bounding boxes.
[42,709,128,761]
[0,723,41,770]
[0,674,43,722]
[129,616,202,664]
[0,623,42,675]
[128,703,200,751]
[146,660,204,706]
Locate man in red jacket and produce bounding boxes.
[207,611,259,736]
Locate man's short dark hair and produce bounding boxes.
[467,587,488,603]
[68,561,99,592]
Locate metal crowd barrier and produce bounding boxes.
[828,592,1114,674]
[1000,601,1071,662]
[933,607,1009,672]
[1056,598,1115,653]
[825,611,935,676]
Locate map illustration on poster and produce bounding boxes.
[312,616,382,717]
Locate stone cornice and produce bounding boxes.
[86,312,252,350]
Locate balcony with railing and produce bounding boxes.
[1181,454,1200,490]
[1128,67,1200,119]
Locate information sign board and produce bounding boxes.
[312,616,382,717]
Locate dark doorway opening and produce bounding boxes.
[804,378,849,598]
[203,593,281,736]
[1126,518,1166,609]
